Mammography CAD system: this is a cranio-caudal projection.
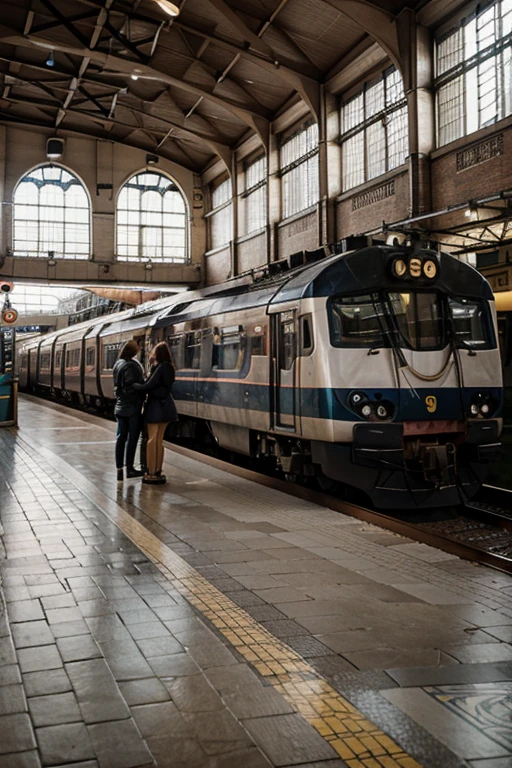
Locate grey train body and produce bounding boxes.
[18,244,503,510]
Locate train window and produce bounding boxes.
[252,325,267,356]
[389,292,444,351]
[300,315,313,355]
[86,347,95,367]
[213,326,244,370]
[55,351,62,369]
[280,318,296,371]
[329,294,384,347]
[184,332,201,369]
[65,349,80,369]
[40,353,51,370]
[449,298,493,350]
[103,343,122,370]
[168,335,184,369]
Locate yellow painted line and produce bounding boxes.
[16,434,422,768]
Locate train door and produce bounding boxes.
[270,310,297,430]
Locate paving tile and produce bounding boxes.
[65,659,130,723]
[56,635,102,663]
[50,620,91,639]
[135,635,183,658]
[145,735,207,768]
[45,607,84,625]
[284,635,334,658]
[183,709,253,752]
[28,692,82,726]
[203,665,261,694]
[164,675,225,712]
[0,684,27,714]
[12,621,55,649]
[383,687,511,760]
[23,668,73,698]
[118,678,171,706]
[0,751,42,768]
[242,714,337,766]
[126,621,170,640]
[7,601,45,623]
[149,653,200,678]
[443,643,512,664]
[0,713,37,753]
[0,664,22,686]
[41,594,78,610]
[87,719,154,768]
[17,646,63,674]
[223,687,295,718]
[36,722,95,765]
[131,700,191,738]
[207,747,273,768]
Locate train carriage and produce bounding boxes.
[18,241,503,510]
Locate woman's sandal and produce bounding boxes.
[142,473,166,485]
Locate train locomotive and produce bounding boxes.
[18,241,503,509]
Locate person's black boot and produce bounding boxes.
[117,468,123,482]
[126,467,144,478]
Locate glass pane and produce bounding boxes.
[342,131,365,190]
[389,292,445,350]
[329,295,384,346]
[343,93,364,132]
[366,121,386,179]
[449,297,491,348]
[365,79,385,118]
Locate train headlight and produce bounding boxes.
[349,391,366,408]
[392,258,407,278]
[480,402,490,415]
[361,404,372,418]
[470,403,479,416]
[469,393,494,418]
[423,260,438,279]
[376,404,388,419]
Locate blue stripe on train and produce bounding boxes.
[172,379,503,423]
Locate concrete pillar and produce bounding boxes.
[267,128,280,263]
[324,89,341,245]
[397,10,435,218]
[0,126,6,260]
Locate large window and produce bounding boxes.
[341,68,408,191]
[280,123,319,218]
[436,0,512,146]
[13,165,90,259]
[117,172,187,263]
[209,178,233,250]
[241,156,267,235]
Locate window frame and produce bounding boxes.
[116,170,189,264]
[206,176,233,250]
[13,164,91,260]
[435,0,512,146]
[279,121,319,219]
[241,154,267,235]
[340,66,408,191]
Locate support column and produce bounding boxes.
[230,153,239,277]
[323,89,341,246]
[0,126,7,261]
[267,128,280,263]
[397,10,435,218]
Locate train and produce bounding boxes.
[18,240,503,510]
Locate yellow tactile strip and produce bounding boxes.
[80,501,421,768]
[17,435,422,768]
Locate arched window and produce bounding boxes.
[117,172,187,262]
[13,165,90,259]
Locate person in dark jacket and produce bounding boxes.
[113,339,145,482]
[134,341,177,485]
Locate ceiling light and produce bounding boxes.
[46,50,54,67]
[131,74,139,81]
[155,0,180,16]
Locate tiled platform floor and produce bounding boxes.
[0,397,512,768]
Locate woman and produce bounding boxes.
[113,339,145,482]
[134,341,177,485]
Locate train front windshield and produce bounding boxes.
[329,292,495,350]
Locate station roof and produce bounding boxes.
[0,0,425,174]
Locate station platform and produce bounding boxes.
[1,397,512,768]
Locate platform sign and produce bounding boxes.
[0,317,18,428]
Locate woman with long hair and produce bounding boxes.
[113,339,144,482]
[134,340,177,485]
